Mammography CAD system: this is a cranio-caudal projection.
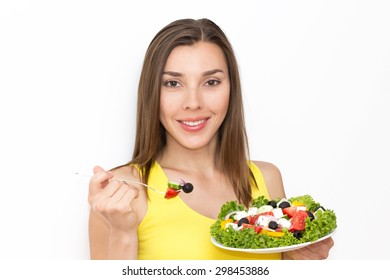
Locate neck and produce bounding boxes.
[158,137,219,175]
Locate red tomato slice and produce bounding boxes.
[282,206,297,218]
[242,224,254,229]
[289,210,309,231]
[251,214,261,224]
[242,224,263,234]
[247,216,255,224]
[254,225,263,234]
[255,226,263,233]
[164,187,180,199]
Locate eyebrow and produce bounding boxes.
[162,69,225,77]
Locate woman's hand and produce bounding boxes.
[88,166,140,232]
[282,237,334,260]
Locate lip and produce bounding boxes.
[178,117,209,132]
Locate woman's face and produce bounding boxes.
[160,42,230,151]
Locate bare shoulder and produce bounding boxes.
[252,160,286,200]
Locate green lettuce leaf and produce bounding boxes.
[217,200,245,219]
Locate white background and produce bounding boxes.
[0,0,389,260]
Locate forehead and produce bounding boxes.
[164,42,227,72]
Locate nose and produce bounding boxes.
[182,86,203,110]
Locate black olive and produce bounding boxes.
[268,221,278,230]
[267,200,277,208]
[293,230,303,239]
[314,206,326,212]
[278,201,291,209]
[182,182,194,193]
[237,217,250,227]
[307,211,315,221]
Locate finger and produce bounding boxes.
[109,183,133,203]
[300,239,333,259]
[96,184,139,214]
[91,180,123,212]
[93,165,103,174]
[94,179,125,201]
[89,167,114,195]
[323,237,334,248]
[93,165,113,175]
[291,247,312,260]
[283,250,307,260]
[91,166,114,183]
[311,238,334,258]
[114,185,140,211]
[110,182,140,202]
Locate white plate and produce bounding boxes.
[211,229,336,254]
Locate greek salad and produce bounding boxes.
[210,195,337,249]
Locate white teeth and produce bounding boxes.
[182,119,205,127]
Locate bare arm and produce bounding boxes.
[89,207,139,260]
[88,165,145,260]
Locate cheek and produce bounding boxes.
[159,93,176,124]
[209,88,230,115]
[159,99,168,123]
[160,90,181,107]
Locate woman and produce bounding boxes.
[88,18,334,260]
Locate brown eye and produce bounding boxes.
[205,79,220,87]
[165,81,180,87]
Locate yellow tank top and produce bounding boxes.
[137,161,282,260]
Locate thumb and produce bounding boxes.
[93,165,105,174]
[88,166,114,203]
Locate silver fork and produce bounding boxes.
[75,172,165,195]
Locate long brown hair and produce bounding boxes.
[130,18,256,206]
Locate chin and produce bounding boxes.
[179,139,214,151]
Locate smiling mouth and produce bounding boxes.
[180,119,206,127]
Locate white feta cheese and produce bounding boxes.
[247,207,258,216]
[255,215,276,227]
[277,218,291,229]
[272,208,284,219]
[234,211,248,221]
[258,205,273,213]
[297,206,307,212]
